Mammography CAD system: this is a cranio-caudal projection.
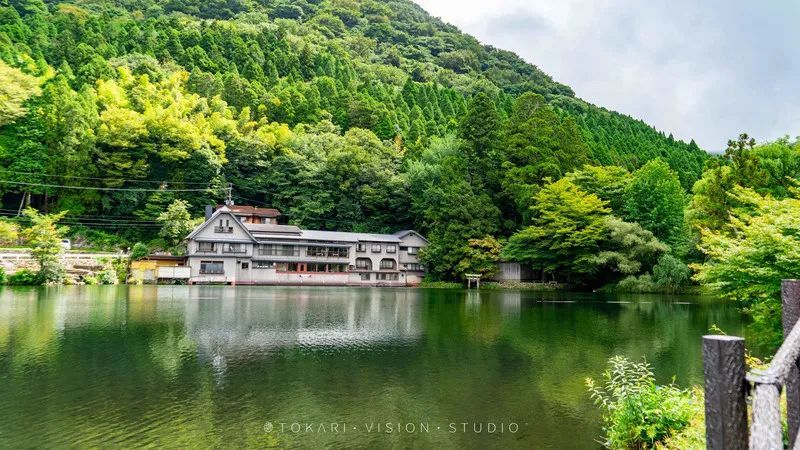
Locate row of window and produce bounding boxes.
[199,242,421,257]
[356,243,397,253]
[355,258,396,270]
[199,261,418,275]
[360,273,399,281]
[198,242,247,253]
[275,263,349,273]
[306,246,349,258]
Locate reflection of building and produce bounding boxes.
[185,206,428,286]
[178,286,424,360]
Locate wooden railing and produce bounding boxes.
[704,280,800,450]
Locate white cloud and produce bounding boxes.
[414,0,800,151]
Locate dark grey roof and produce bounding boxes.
[299,230,402,243]
[245,224,302,234]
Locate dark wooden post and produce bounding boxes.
[783,279,800,447]
[703,335,748,450]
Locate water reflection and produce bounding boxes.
[0,285,746,449]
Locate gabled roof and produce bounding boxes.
[185,206,257,241]
[186,210,427,246]
[220,205,281,217]
[393,230,430,243]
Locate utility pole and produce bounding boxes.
[224,183,234,206]
[17,192,29,216]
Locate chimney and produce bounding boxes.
[205,205,214,221]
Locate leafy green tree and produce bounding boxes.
[410,135,500,280]
[693,187,800,349]
[0,60,41,126]
[688,136,800,234]
[22,208,69,284]
[566,165,631,214]
[503,178,609,283]
[156,200,200,254]
[501,92,589,221]
[624,159,685,246]
[652,254,691,291]
[130,242,150,260]
[454,236,503,279]
[585,217,668,286]
[458,92,501,186]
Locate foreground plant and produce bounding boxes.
[586,356,700,449]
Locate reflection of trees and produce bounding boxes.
[0,286,746,449]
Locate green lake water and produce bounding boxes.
[0,286,747,448]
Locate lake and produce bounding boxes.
[0,286,747,448]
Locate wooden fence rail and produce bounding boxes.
[704,280,800,450]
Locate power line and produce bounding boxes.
[0,209,160,222]
[0,180,216,192]
[0,169,214,185]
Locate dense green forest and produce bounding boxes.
[0,0,712,283]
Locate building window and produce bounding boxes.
[307,246,326,257]
[253,261,274,269]
[376,273,399,281]
[306,246,349,258]
[371,244,382,253]
[259,245,299,256]
[241,262,249,269]
[357,243,367,252]
[386,244,397,254]
[214,219,233,233]
[223,243,246,253]
[379,259,396,270]
[405,263,424,272]
[276,262,299,272]
[200,261,224,274]
[329,247,348,258]
[198,242,216,252]
[407,247,418,255]
[305,263,347,273]
[355,258,372,270]
[360,273,371,281]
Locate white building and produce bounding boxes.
[185,206,428,286]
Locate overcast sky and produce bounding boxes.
[414,0,800,152]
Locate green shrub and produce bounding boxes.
[94,258,120,285]
[0,267,6,284]
[586,356,699,449]
[652,255,691,290]
[7,269,41,285]
[615,274,658,293]
[130,242,150,260]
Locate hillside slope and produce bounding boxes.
[0,0,707,242]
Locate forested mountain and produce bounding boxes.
[0,0,709,279]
